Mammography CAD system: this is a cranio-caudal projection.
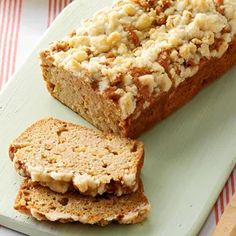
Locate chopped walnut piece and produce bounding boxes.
[173,64,181,75]
[157,50,171,71]
[184,59,195,67]
[130,67,151,78]
[215,0,224,14]
[85,48,92,56]
[209,38,224,51]
[124,25,140,47]
[104,87,121,102]
[111,73,123,86]
[155,13,167,26]
[68,30,76,37]
[132,0,156,9]
[159,0,172,10]
[51,42,70,52]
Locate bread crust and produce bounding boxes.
[123,38,236,137]
[40,39,236,138]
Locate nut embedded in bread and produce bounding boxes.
[14,179,150,226]
[9,118,144,196]
[40,0,236,138]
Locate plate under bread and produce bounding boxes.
[0,1,236,235]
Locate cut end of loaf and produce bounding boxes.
[14,179,150,225]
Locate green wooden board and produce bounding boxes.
[0,1,236,235]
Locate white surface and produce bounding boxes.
[16,0,48,71]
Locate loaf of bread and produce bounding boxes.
[14,179,150,225]
[40,0,236,138]
[9,118,144,196]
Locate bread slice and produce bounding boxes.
[14,179,150,225]
[9,118,144,196]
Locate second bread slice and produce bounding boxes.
[15,179,150,225]
[9,118,144,196]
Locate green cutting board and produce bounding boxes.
[0,1,236,235]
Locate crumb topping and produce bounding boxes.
[47,0,236,119]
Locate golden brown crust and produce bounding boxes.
[123,38,236,137]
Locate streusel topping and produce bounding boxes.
[48,0,236,119]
